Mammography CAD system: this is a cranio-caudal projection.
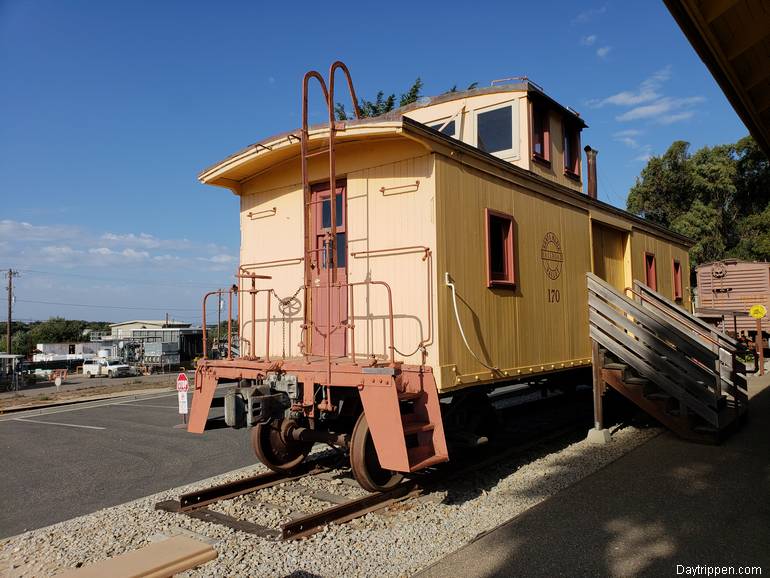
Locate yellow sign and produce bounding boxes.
[749,304,767,319]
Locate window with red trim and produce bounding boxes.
[673,259,683,301]
[486,209,515,288]
[645,253,657,291]
[531,101,550,164]
[563,121,581,178]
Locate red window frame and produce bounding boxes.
[563,121,581,179]
[672,259,683,301]
[530,100,550,166]
[645,252,657,291]
[485,208,515,288]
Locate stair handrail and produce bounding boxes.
[624,285,724,352]
[624,283,729,397]
[630,281,739,351]
[628,280,751,396]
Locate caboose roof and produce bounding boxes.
[199,85,691,248]
[199,83,585,186]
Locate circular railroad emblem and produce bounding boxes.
[541,232,563,280]
[712,262,726,279]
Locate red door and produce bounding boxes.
[310,181,348,357]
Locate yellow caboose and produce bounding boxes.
[188,63,693,491]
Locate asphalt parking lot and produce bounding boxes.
[0,391,255,538]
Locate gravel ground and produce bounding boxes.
[0,424,659,578]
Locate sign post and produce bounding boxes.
[749,305,767,376]
[176,372,189,427]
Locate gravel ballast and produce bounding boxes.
[0,424,658,577]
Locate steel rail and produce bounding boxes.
[156,390,592,541]
[155,457,336,514]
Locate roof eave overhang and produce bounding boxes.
[198,122,407,193]
[663,0,770,157]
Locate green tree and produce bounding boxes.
[733,205,770,262]
[670,200,724,267]
[335,78,423,120]
[627,140,694,228]
[627,136,770,273]
[734,135,770,215]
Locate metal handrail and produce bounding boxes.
[351,246,434,361]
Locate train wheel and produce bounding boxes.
[251,419,312,472]
[350,413,403,492]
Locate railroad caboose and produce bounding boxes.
[188,63,692,491]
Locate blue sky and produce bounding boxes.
[0,1,749,322]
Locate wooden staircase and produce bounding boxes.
[587,273,749,443]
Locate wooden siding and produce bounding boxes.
[630,229,692,309]
[434,155,592,392]
[591,223,628,291]
[527,108,584,191]
[239,139,438,367]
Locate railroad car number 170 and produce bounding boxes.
[547,288,561,303]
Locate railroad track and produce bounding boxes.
[156,390,594,540]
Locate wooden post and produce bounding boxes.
[756,318,765,376]
[592,340,604,430]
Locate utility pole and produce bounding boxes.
[5,269,19,354]
[217,291,222,357]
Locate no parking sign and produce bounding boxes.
[177,373,189,415]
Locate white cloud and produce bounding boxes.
[581,34,597,46]
[573,5,607,24]
[87,247,150,262]
[617,137,640,148]
[40,246,84,258]
[0,220,80,242]
[613,129,643,149]
[658,111,695,124]
[588,67,704,125]
[198,254,237,264]
[596,46,612,59]
[589,66,672,108]
[616,96,704,122]
[101,232,191,251]
[152,254,180,262]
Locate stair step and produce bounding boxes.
[624,376,650,385]
[692,424,719,434]
[603,363,628,370]
[403,421,434,435]
[407,446,445,471]
[645,392,671,401]
[398,391,423,401]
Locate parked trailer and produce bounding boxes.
[187,62,692,491]
[695,260,770,337]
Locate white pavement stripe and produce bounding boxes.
[0,391,177,422]
[13,418,106,430]
[115,403,178,409]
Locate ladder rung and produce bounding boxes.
[304,147,331,158]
